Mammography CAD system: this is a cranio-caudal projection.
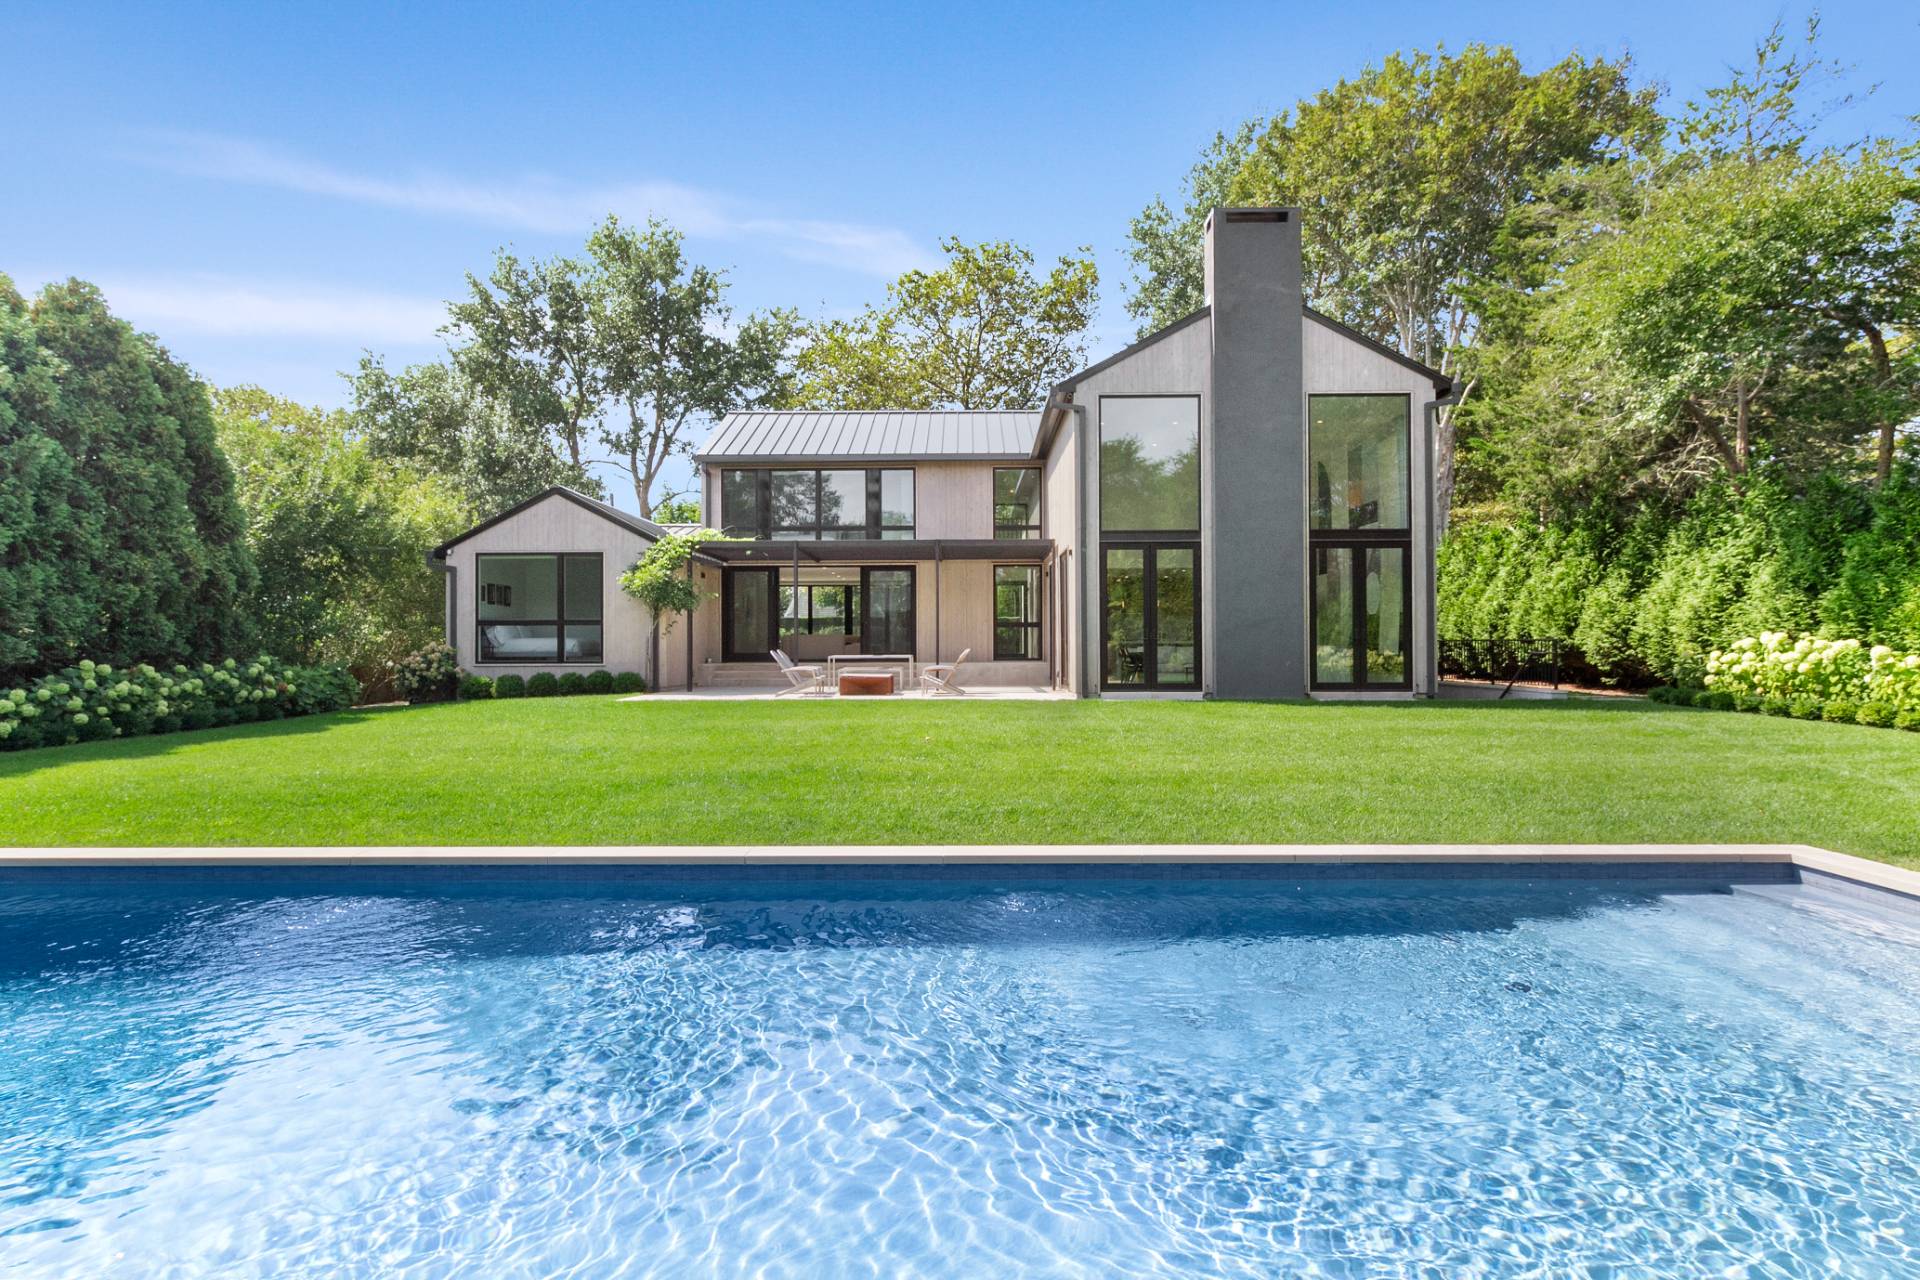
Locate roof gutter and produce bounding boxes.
[1032,388,1080,460]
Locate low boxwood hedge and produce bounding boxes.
[527,673,559,698]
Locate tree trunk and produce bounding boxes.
[1734,383,1751,470]
[1865,323,1894,488]
[1434,405,1456,542]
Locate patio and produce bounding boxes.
[631,684,1072,701]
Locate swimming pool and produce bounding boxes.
[2,863,1916,1276]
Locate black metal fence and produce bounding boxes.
[1439,635,1566,690]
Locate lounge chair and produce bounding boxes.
[918,648,970,696]
[771,649,828,697]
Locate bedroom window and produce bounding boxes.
[476,553,603,663]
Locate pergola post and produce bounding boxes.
[934,543,943,664]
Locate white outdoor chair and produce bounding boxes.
[771,649,828,697]
[918,648,971,697]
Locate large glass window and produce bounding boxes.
[781,583,861,637]
[721,468,915,539]
[477,553,603,663]
[879,470,915,539]
[993,566,1041,660]
[1309,395,1410,531]
[993,468,1042,539]
[1100,397,1200,532]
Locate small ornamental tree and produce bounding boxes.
[619,531,715,627]
[620,530,735,681]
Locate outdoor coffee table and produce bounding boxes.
[827,653,915,689]
[837,672,895,697]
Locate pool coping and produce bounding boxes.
[1,844,1915,901]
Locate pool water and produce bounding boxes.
[2,865,1917,1277]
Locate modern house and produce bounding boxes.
[431,208,1454,698]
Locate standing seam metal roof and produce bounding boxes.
[695,410,1043,461]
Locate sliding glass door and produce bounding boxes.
[1101,543,1201,690]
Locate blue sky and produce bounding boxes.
[8,1,1917,509]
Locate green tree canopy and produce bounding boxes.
[0,276,255,681]
[213,386,467,685]
[1127,44,1657,526]
[785,238,1098,410]
[587,216,798,516]
[348,355,591,511]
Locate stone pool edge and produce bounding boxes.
[2,844,1915,901]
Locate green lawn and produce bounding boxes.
[2,697,1918,867]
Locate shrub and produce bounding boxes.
[1897,708,1920,732]
[459,674,495,701]
[1733,691,1765,713]
[527,673,559,698]
[1646,685,1677,704]
[0,655,351,753]
[584,670,614,695]
[1821,699,1859,724]
[610,671,645,694]
[1683,688,1713,707]
[390,642,461,704]
[1788,696,1822,720]
[1762,697,1793,716]
[556,672,587,696]
[1857,701,1898,728]
[1699,690,1736,712]
[493,674,526,699]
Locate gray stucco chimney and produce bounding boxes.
[1203,207,1305,699]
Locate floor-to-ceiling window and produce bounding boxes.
[1099,396,1201,690]
[1307,394,1411,689]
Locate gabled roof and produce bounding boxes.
[1304,307,1453,394]
[695,410,1042,463]
[429,486,671,560]
[1050,306,1212,396]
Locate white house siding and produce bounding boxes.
[1302,314,1443,697]
[444,493,656,683]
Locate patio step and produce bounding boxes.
[699,663,788,688]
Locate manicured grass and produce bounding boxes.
[2,697,1917,866]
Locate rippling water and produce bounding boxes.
[1,866,1917,1278]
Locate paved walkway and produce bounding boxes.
[630,685,1071,701]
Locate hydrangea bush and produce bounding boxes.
[0,656,356,752]
[390,642,462,703]
[1705,632,1920,712]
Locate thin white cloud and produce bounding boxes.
[89,274,446,344]
[136,132,937,278]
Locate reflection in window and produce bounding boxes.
[993,566,1041,660]
[1100,397,1199,532]
[477,553,603,663]
[1104,549,1146,685]
[781,583,861,636]
[720,468,915,539]
[994,468,1042,539]
[1309,396,1409,531]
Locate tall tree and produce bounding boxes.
[786,238,1098,410]
[445,251,603,476]
[349,355,592,511]
[586,216,798,516]
[0,277,256,680]
[1128,45,1658,529]
[214,387,466,683]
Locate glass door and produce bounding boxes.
[722,568,779,661]
[1311,542,1409,689]
[1101,543,1201,690]
[860,567,916,655]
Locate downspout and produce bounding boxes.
[426,550,454,649]
[934,543,942,664]
[684,560,694,692]
[1422,386,1462,698]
